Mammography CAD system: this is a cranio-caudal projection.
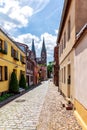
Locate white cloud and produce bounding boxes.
[14,32,57,61]
[14,33,40,50]
[55,29,58,35]
[9,6,33,27]
[0,0,49,30]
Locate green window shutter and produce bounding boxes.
[0,66,2,81]
[4,41,8,54]
[11,46,14,57]
[4,66,8,80]
[17,51,18,58]
[20,54,22,61]
[0,39,2,51]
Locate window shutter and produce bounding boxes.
[4,66,8,80]
[17,51,18,58]
[4,41,8,53]
[20,54,22,61]
[11,47,14,57]
[0,66,2,81]
[0,39,2,51]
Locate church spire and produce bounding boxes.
[32,39,36,60]
[41,37,47,65]
[41,37,46,52]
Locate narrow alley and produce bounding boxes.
[0,80,82,130]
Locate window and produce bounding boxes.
[61,40,63,53]
[0,66,8,81]
[11,46,14,57]
[59,70,61,82]
[68,18,71,41]
[14,50,16,58]
[4,66,8,80]
[64,67,66,83]
[31,76,33,82]
[31,64,34,71]
[0,66,2,81]
[4,41,8,53]
[20,70,25,77]
[60,69,62,82]
[0,39,2,50]
[64,32,66,48]
[62,68,63,83]
[20,55,26,64]
[60,43,62,56]
[60,44,61,56]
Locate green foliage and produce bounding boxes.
[0,93,14,102]
[47,62,53,73]
[39,63,47,67]
[9,72,19,93]
[47,61,53,78]
[25,85,29,90]
[19,74,26,89]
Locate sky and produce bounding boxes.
[0,0,64,64]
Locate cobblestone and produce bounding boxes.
[0,80,82,130]
[37,81,82,130]
[0,81,48,130]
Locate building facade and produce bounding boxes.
[57,0,87,129]
[74,24,87,130]
[0,28,26,95]
[16,42,36,86]
[53,45,59,86]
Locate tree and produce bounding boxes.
[9,72,19,93]
[19,74,26,89]
[47,62,53,78]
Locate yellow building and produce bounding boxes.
[0,28,26,95]
[57,0,87,129]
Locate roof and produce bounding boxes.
[57,0,71,43]
[0,27,25,54]
[15,42,29,53]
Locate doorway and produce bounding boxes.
[67,64,71,98]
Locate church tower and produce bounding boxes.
[41,38,47,65]
[31,39,36,61]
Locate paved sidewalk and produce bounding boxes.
[0,81,48,130]
[37,81,82,130]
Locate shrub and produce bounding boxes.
[19,74,26,89]
[9,72,19,93]
[0,93,14,102]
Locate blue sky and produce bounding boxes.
[0,0,64,63]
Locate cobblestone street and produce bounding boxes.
[0,81,48,130]
[37,81,82,130]
[0,80,82,130]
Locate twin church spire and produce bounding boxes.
[31,38,47,65]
